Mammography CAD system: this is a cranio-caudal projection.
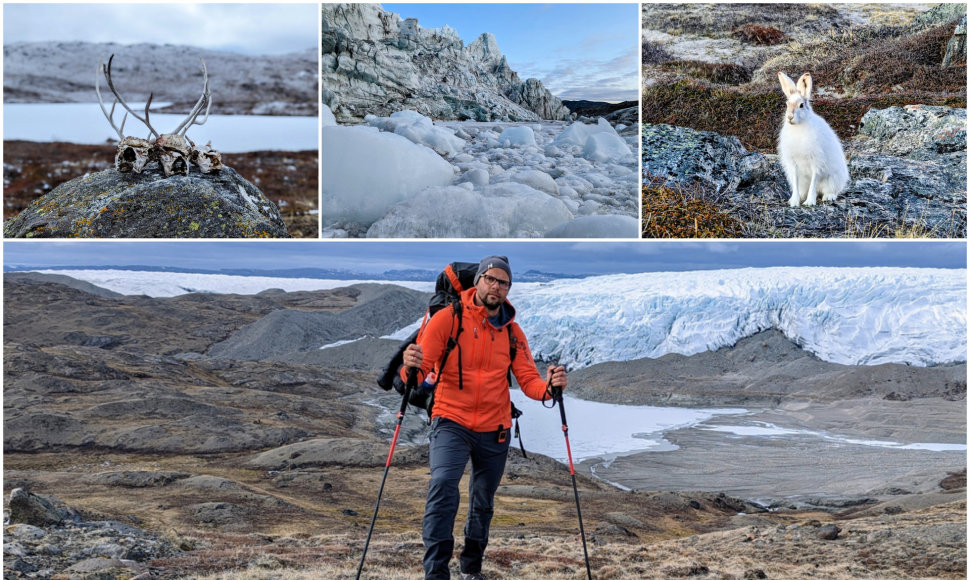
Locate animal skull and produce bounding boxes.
[115,136,155,173]
[154,133,192,177]
[97,54,222,176]
[191,142,224,174]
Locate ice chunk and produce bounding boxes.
[582,132,633,163]
[321,125,455,226]
[544,215,639,238]
[366,182,574,238]
[367,110,466,156]
[458,168,490,187]
[498,126,537,148]
[552,118,617,148]
[322,104,337,127]
[506,169,559,196]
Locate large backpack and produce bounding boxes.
[377,262,526,454]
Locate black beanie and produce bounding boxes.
[474,255,512,286]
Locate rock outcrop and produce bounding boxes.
[4,489,178,579]
[322,3,571,123]
[3,164,291,238]
[642,105,967,238]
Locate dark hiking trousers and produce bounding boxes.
[423,417,510,579]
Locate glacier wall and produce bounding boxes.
[510,267,967,369]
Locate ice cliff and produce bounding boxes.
[511,267,967,369]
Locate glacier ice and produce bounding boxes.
[321,107,638,237]
[511,267,967,369]
[543,215,639,238]
[582,131,633,163]
[497,126,537,148]
[366,110,466,156]
[321,123,455,225]
[365,182,575,238]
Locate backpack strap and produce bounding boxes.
[506,323,527,458]
[441,301,464,391]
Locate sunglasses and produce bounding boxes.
[480,274,511,289]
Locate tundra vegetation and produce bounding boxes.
[641,3,967,238]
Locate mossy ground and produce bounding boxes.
[642,181,744,238]
[642,21,966,154]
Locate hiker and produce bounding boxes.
[402,255,567,580]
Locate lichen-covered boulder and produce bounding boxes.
[3,165,290,238]
[641,123,761,193]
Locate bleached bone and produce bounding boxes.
[100,55,159,139]
[155,133,192,176]
[171,58,212,136]
[191,141,223,174]
[115,137,155,173]
[95,62,128,141]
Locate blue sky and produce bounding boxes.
[2,4,317,55]
[4,241,965,276]
[383,3,639,102]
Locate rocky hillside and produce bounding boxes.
[3,41,318,116]
[640,3,967,238]
[322,3,571,123]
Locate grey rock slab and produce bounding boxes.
[246,437,428,470]
[4,165,290,238]
[8,488,81,527]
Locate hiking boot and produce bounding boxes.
[460,574,487,580]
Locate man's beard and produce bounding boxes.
[479,289,503,310]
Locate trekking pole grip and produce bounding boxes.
[552,385,567,428]
[399,367,418,415]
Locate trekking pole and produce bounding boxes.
[552,383,593,580]
[356,368,417,580]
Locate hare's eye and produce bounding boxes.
[799,103,804,108]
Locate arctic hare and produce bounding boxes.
[777,72,848,207]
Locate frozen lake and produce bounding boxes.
[3,103,318,153]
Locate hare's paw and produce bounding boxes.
[788,193,801,208]
[804,194,818,207]
[822,192,838,202]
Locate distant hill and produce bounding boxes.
[562,99,639,117]
[3,41,317,115]
[2,265,586,283]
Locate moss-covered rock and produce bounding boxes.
[3,165,290,238]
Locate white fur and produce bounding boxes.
[777,72,849,207]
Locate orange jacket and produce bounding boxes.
[403,287,550,432]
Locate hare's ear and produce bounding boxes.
[778,72,798,96]
[797,73,813,100]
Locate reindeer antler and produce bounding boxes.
[173,58,212,136]
[100,54,159,139]
[95,59,127,140]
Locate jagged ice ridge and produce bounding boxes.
[511,267,967,369]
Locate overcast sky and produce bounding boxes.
[2,3,318,55]
[383,3,639,103]
[4,241,965,276]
